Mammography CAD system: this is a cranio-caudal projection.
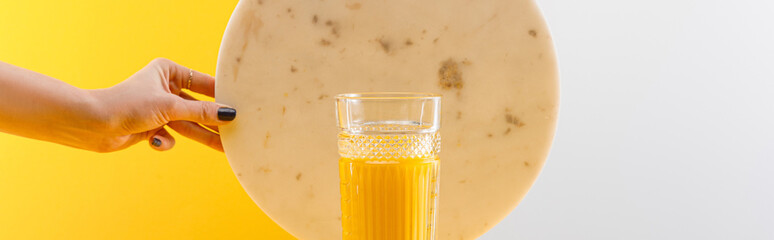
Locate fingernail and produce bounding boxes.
[152,138,162,147]
[218,107,237,121]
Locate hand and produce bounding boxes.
[86,58,236,152]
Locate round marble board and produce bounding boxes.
[215,0,558,239]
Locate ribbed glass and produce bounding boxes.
[336,93,441,240]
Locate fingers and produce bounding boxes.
[166,97,236,126]
[178,92,220,133]
[205,125,219,133]
[151,58,215,97]
[178,91,197,101]
[150,58,236,127]
[167,121,224,152]
[149,127,176,151]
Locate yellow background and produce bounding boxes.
[0,1,294,239]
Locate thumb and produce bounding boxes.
[167,98,236,126]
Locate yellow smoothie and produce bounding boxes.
[339,156,440,240]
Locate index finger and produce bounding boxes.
[159,58,216,97]
[187,69,215,98]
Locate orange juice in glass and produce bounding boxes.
[336,93,441,240]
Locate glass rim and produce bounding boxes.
[335,92,441,100]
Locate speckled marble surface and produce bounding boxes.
[215,0,558,239]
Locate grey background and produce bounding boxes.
[482,0,774,239]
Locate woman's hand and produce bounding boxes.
[86,58,236,152]
[0,58,235,153]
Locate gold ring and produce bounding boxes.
[186,68,193,89]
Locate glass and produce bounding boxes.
[336,92,442,240]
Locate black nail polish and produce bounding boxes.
[152,138,162,147]
[218,107,237,121]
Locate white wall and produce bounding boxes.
[483,0,774,239]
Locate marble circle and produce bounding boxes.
[215,0,558,239]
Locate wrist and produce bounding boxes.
[78,88,114,134]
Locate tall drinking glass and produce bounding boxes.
[336,92,442,240]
